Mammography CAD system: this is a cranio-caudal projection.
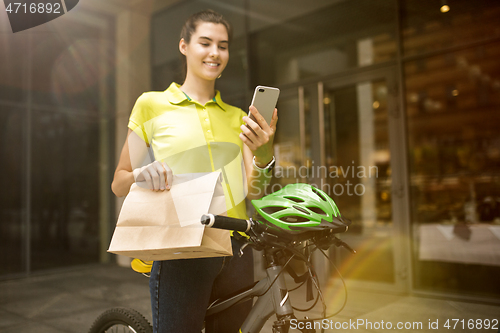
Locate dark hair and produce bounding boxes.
[179,9,232,79]
[180,9,233,44]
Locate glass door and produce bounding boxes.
[321,68,409,292]
[270,68,409,291]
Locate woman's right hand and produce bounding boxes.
[133,160,172,191]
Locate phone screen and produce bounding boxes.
[248,86,280,129]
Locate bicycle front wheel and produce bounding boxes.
[88,307,153,333]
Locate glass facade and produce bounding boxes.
[150,0,500,300]
[401,1,500,298]
[401,0,500,57]
[0,13,114,277]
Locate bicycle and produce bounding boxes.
[89,183,355,333]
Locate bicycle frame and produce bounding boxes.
[206,264,292,333]
[203,233,315,333]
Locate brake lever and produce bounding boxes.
[331,237,356,254]
[238,242,250,257]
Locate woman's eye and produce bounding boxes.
[201,43,209,47]
[219,46,227,50]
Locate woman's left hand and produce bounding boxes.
[239,105,278,167]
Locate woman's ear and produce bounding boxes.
[179,38,187,55]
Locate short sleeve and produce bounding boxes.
[128,93,151,145]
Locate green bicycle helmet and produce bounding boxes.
[251,183,350,234]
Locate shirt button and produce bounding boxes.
[205,118,209,122]
[207,129,211,133]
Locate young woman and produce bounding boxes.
[111,10,278,333]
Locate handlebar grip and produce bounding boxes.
[201,214,251,233]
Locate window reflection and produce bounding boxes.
[272,89,304,187]
[249,0,397,86]
[0,15,111,276]
[30,110,100,271]
[0,106,26,275]
[0,35,27,102]
[401,0,500,57]
[405,42,500,297]
[324,80,394,283]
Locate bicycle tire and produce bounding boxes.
[88,307,153,333]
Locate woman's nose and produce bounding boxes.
[209,45,219,58]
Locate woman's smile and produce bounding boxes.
[203,61,220,68]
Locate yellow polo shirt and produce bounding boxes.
[128,82,248,219]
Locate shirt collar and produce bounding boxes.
[165,82,227,111]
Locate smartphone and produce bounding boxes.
[249,85,280,127]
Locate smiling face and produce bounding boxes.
[179,22,229,82]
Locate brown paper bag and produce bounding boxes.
[108,172,232,261]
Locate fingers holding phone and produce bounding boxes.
[247,105,278,132]
[241,106,277,147]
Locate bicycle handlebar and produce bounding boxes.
[201,214,251,233]
[201,214,355,254]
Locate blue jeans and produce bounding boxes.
[149,237,254,333]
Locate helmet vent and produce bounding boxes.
[308,206,327,216]
[279,216,310,223]
[312,187,327,201]
[285,196,305,203]
[293,205,310,215]
[261,206,286,214]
